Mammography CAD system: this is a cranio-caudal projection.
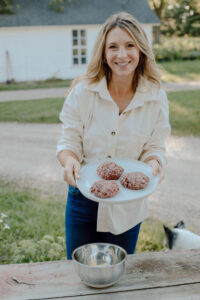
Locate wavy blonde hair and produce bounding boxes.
[68,11,161,93]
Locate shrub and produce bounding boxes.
[153,37,200,62]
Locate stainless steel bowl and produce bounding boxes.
[72,243,127,288]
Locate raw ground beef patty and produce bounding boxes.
[90,180,119,198]
[120,172,150,190]
[97,162,124,180]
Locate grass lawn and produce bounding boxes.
[0,97,64,123]
[0,78,72,91]
[0,60,199,91]
[0,90,200,136]
[159,60,200,82]
[168,90,200,136]
[0,180,166,264]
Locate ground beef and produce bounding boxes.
[97,162,124,180]
[90,180,119,198]
[120,172,150,190]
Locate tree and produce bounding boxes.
[0,0,72,14]
[162,0,200,36]
[48,0,72,13]
[148,0,200,36]
[148,0,168,19]
[0,0,14,14]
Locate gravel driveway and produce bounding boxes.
[0,122,200,233]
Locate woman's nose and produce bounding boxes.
[117,46,127,58]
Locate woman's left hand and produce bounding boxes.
[146,159,164,184]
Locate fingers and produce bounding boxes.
[63,158,81,187]
[146,159,164,184]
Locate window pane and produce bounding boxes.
[81,30,86,37]
[72,30,78,37]
[73,39,78,46]
[73,49,78,55]
[73,57,79,64]
[81,57,87,64]
[81,49,86,55]
[81,39,86,46]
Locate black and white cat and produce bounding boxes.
[163,221,200,250]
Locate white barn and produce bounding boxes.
[0,0,159,83]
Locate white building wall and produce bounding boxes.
[0,24,152,83]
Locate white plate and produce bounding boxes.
[76,158,159,204]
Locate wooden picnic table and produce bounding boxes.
[1,249,200,300]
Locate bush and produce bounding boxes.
[153,37,200,62]
[10,235,66,263]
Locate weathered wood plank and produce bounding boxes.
[56,283,200,300]
[0,249,200,300]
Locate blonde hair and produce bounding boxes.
[69,11,160,93]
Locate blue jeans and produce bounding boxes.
[65,185,141,260]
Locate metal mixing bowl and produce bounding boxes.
[72,243,127,288]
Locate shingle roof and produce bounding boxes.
[0,0,160,27]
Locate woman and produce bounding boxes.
[57,12,171,259]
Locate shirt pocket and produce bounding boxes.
[127,132,151,159]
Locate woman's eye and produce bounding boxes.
[127,44,134,48]
[109,45,116,49]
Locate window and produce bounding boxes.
[72,29,87,65]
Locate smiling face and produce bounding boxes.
[104,26,140,81]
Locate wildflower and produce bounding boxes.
[1,213,7,218]
[43,235,54,242]
[4,223,10,229]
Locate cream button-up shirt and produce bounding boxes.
[57,76,171,234]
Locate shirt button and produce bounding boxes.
[107,155,112,158]
[111,131,116,136]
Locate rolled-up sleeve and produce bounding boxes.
[56,87,83,162]
[140,90,171,167]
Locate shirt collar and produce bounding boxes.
[87,77,113,102]
[87,76,161,111]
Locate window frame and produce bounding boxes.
[72,29,87,66]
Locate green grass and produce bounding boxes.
[0,90,200,136]
[0,98,64,123]
[168,90,200,136]
[0,180,165,264]
[0,78,72,91]
[0,180,66,264]
[159,60,200,82]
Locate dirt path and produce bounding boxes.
[0,122,200,232]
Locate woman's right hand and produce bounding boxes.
[63,156,81,187]
[58,150,81,187]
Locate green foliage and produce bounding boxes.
[0,0,14,14]
[48,0,72,13]
[162,0,200,37]
[10,235,66,263]
[136,218,166,253]
[153,37,200,62]
[0,180,66,264]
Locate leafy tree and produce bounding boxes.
[0,0,72,14]
[148,0,168,19]
[48,0,72,13]
[148,0,200,36]
[0,0,14,14]
[163,0,200,36]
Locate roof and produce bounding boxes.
[0,0,160,28]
